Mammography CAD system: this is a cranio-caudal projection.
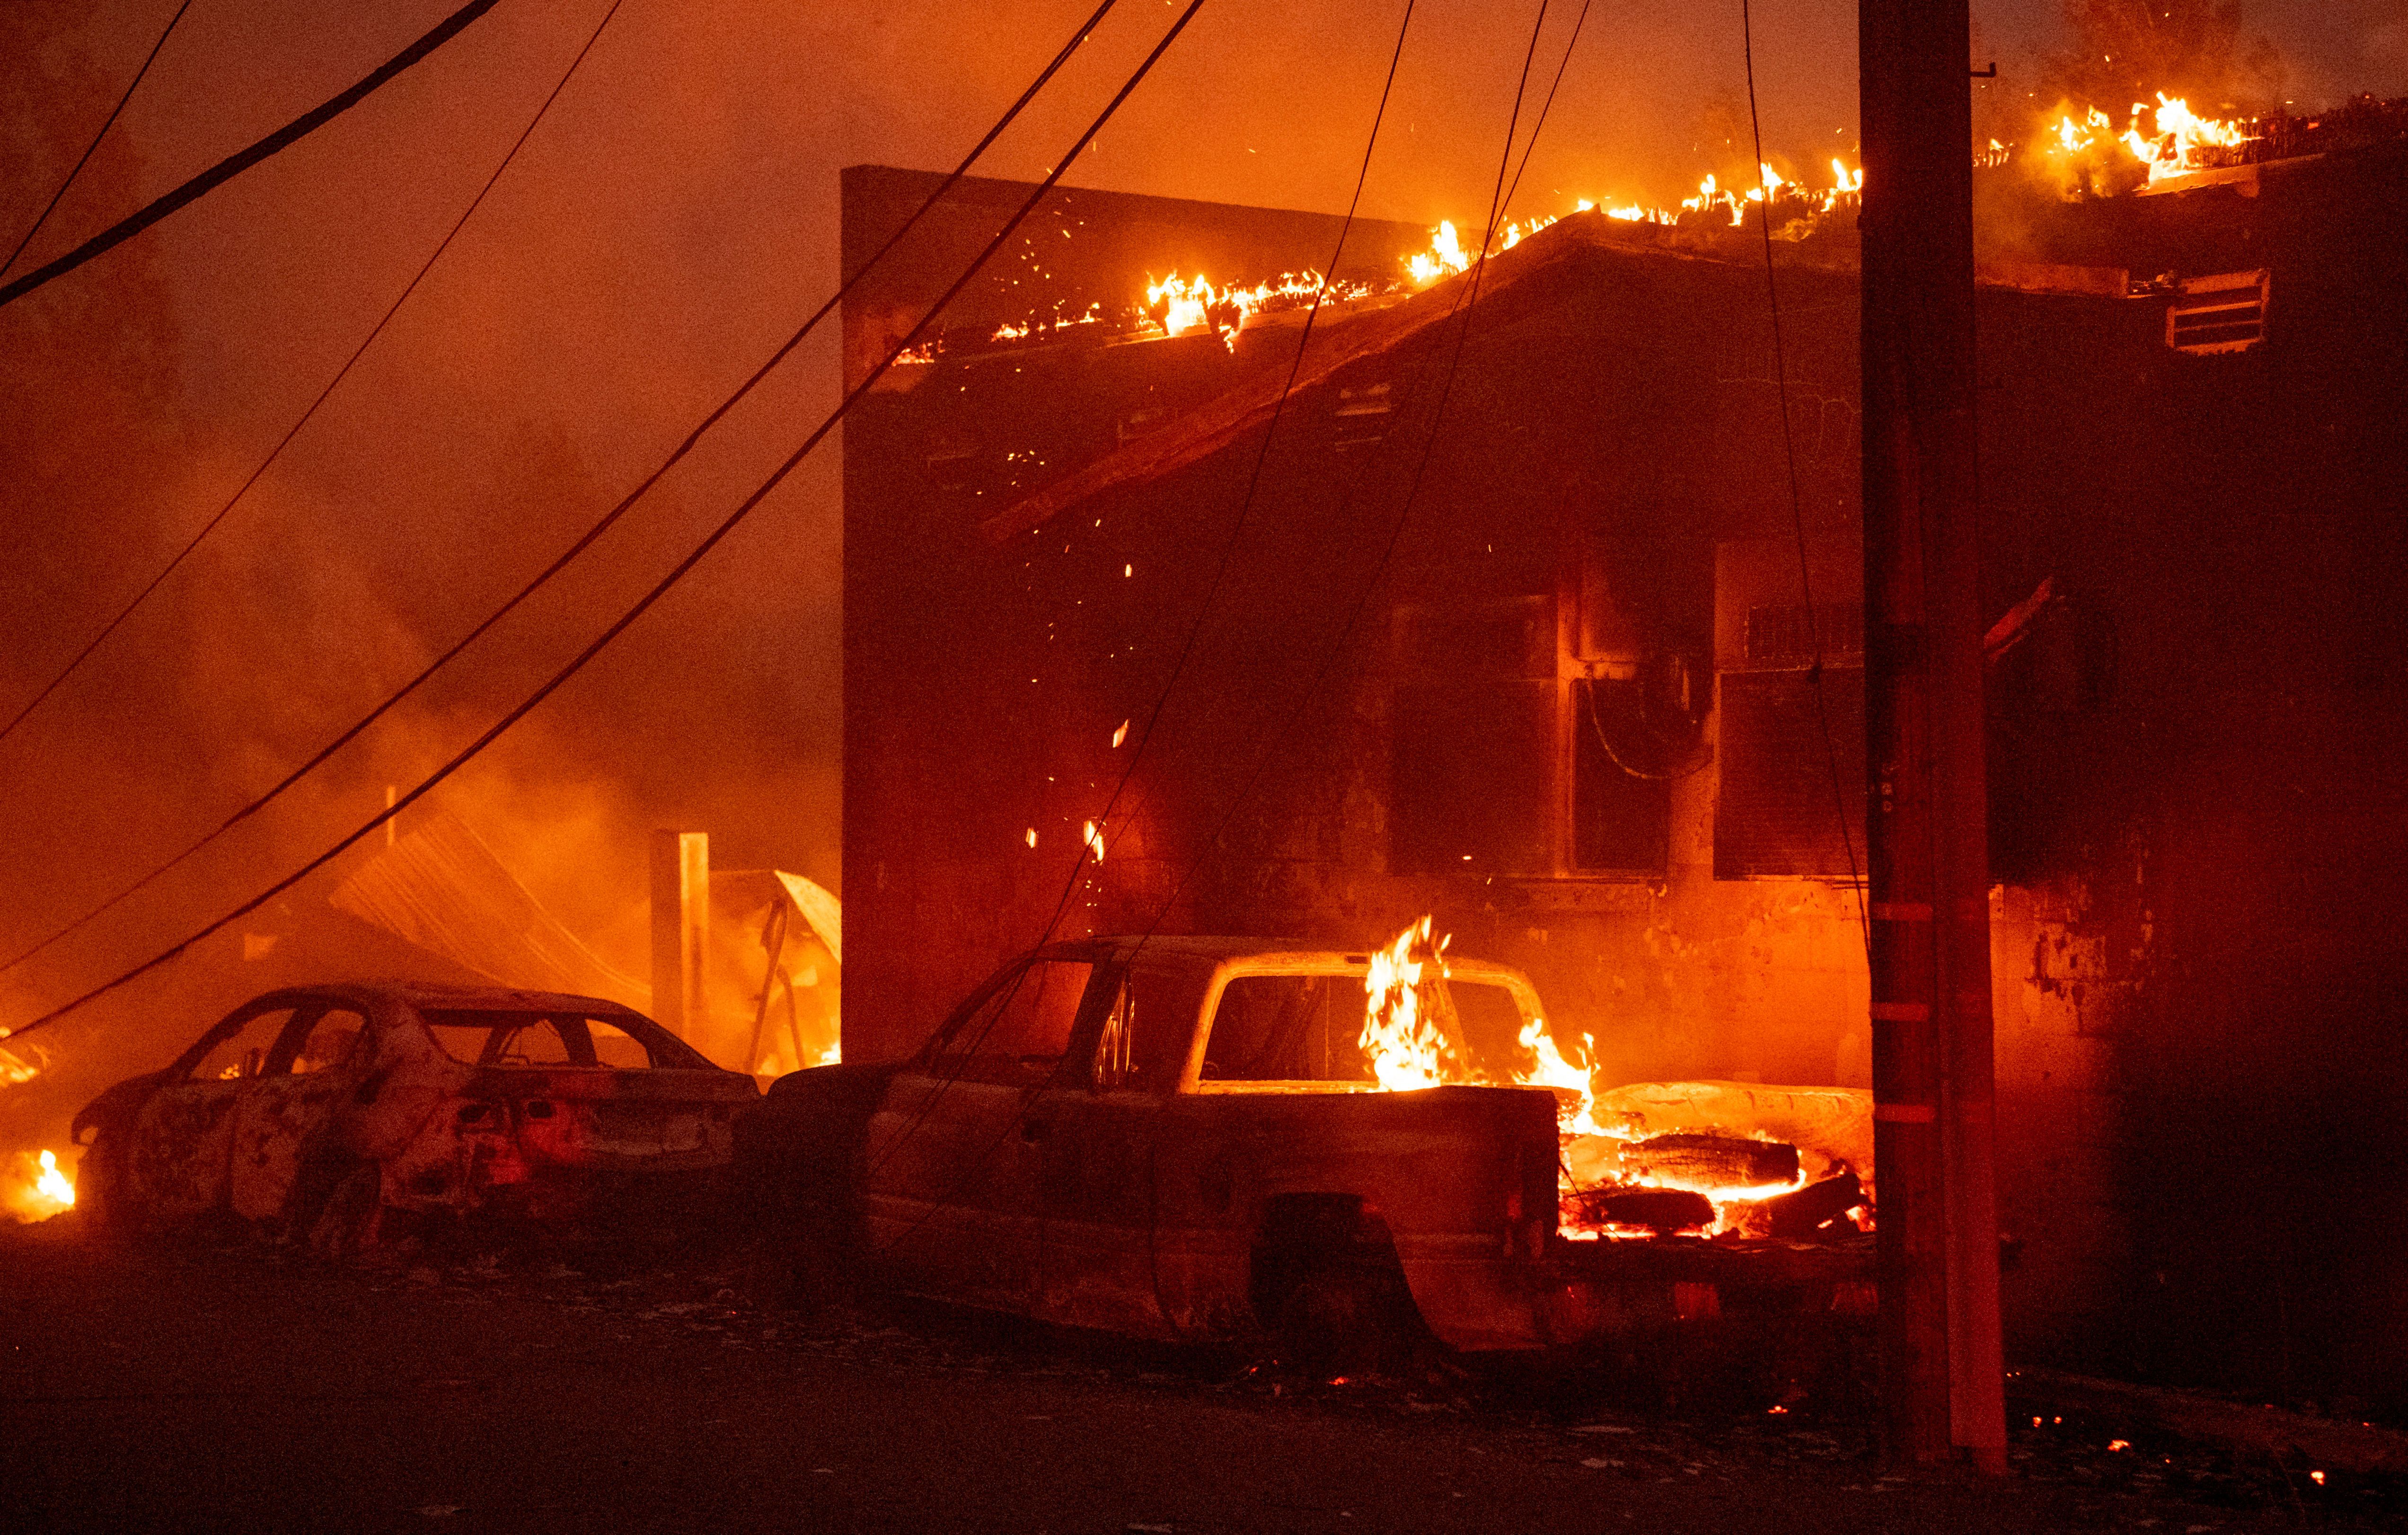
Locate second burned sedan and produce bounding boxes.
[71,983,758,1250]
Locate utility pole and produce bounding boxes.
[650,830,710,1040]
[1860,0,2007,1473]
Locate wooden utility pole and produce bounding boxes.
[650,830,710,1039]
[1860,0,2007,1472]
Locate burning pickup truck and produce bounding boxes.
[739,928,1872,1358]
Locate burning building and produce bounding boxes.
[840,115,2408,1412]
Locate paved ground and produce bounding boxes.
[0,1217,2388,1534]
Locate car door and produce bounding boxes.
[1032,959,1205,1338]
[228,1005,367,1223]
[863,956,1098,1313]
[127,1000,300,1219]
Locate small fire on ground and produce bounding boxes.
[6,1148,75,1223]
[1358,917,1871,1244]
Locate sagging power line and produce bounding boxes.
[0,0,1126,983]
[1,0,196,280]
[0,0,506,311]
[0,0,627,753]
[3,0,1207,1038]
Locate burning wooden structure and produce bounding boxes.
[840,124,2408,1413]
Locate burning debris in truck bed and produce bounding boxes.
[1352,918,1872,1247]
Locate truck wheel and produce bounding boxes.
[1272,1262,1411,1375]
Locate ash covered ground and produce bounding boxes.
[3,1216,2396,1533]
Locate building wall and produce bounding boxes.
[843,151,2408,1409]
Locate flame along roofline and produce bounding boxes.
[978,208,2121,549]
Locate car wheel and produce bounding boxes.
[305,1164,386,1260]
[75,1134,129,1237]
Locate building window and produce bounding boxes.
[1386,589,1681,879]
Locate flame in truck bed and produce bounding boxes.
[1355,917,1867,1242]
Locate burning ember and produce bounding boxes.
[7,1147,75,1222]
[1400,159,1868,284]
[1354,917,1871,1245]
[0,1038,40,1088]
[1144,269,1369,350]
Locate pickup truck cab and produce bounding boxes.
[739,937,1869,1357]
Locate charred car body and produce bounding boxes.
[740,938,1871,1357]
[72,984,757,1247]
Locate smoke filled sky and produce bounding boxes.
[0,0,2399,1020]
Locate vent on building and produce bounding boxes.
[1332,381,1393,450]
[2166,269,2269,355]
[1117,406,1171,444]
[1744,603,1865,666]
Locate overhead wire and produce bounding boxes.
[1130,0,1557,953]
[860,0,1422,1214]
[1495,0,1592,222]
[0,0,1127,981]
[1739,0,1870,955]
[996,0,1422,967]
[0,0,627,753]
[1,0,196,280]
[0,0,507,311]
[3,0,1208,1039]
[1089,0,1585,893]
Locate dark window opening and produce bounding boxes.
[1390,680,1555,876]
[1201,976,1371,1083]
[1573,679,1674,874]
[420,1011,679,1070]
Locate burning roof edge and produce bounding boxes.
[979,211,2124,544]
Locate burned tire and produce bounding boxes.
[304,1164,385,1260]
[1252,1195,1421,1375]
[1270,1264,1416,1375]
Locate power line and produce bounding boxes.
[1,0,196,280]
[0,0,626,752]
[0,0,506,311]
[1132,0,1556,951]
[1496,0,1592,222]
[1013,0,1422,954]
[0,0,1127,982]
[863,0,1424,1212]
[3,0,1207,1039]
[1740,0,1870,954]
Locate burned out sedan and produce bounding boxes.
[71,983,758,1249]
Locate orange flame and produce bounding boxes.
[1358,916,1455,1091]
[7,1147,74,1222]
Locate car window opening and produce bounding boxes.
[420,1011,662,1069]
[927,959,1091,1087]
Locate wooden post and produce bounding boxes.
[1860,0,2007,1472]
[650,831,709,1038]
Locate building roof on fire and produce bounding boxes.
[976,212,2125,547]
